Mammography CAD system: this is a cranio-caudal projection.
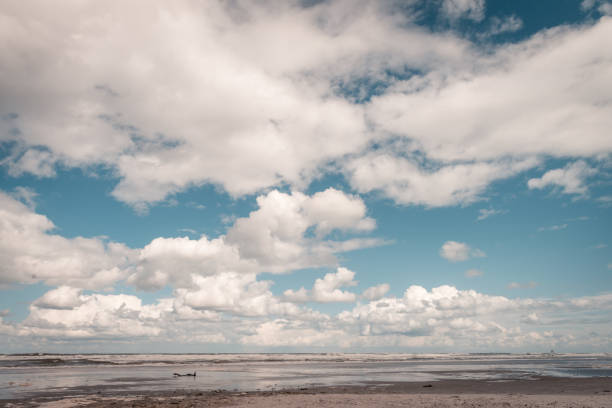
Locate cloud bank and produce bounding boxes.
[1,1,610,210]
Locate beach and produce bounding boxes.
[2,377,610,408]
[2,354,612,407]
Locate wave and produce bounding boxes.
[1,352,610,368]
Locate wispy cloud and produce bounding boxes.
[508,281,538,289]
[9,186,38,209]
[487,15,523,36]
[440,241,486,262]
[538,224,568,232]
[465,269,484,278]
[477,208,507,221]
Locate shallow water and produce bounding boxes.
[1,353,611,400]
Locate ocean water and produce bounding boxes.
[1,353,611,400]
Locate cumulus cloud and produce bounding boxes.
[0,191,134,289]
[361,21,612,206]
[22,291,172,339]
[0,186,378,292]
[302,188,376,236]
[5,281,612,351]
[367,22,612,163]
[176,272,302,317]
[127,188,381,290]
[127,235,251,290]
[33,286,84,310]
[346,153,536,207]
[361,283,390,300]
[0,0,471,210]
[439,241,485,262]
[225,189,380,273]
[284,267,359,303]
[1,2,609,210]
[240,319,343,347]
[521,312,540,324]
[283,287,311,303]
[339,284,514,339]
[312,268,358,302]
[2,1,612,352]
[528,161,597,196]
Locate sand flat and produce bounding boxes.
[32,393,612,408]
[9,377,609,408]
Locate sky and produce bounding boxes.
[0,0,611,353]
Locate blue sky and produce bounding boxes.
[0,0,611,353]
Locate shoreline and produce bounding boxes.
[2,376,611,407]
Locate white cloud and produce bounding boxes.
[176,272,302,317]
[128,188,381,290]
[508,282,538,289]
[465,269,483,278]
[33,286,84,310]
[5,282,612,351]
[582,0,598,11]
[582,0,612,15]
[240,319,343,347]
[0,186,378,292]
[367,22,612,164]
[3,3,609,210]
[10,186,38,209]
[441,0,486,22]
[225,189,378,274]
[601,3,612,15]
[439,241,486,262]
[284,267,360,303]
[312,267,358,303]
[521,312,540,324]
[528,161,597,196]
[361,283,390,300]
[538,224,568,232]
[361,20,612,206]
[0,191,134,289]
[6,149,57,178]
[127,235,251,290]
[0,0,471,209]
[302,188,375,236]
[22,291,172,339]
[477,208,505,221]
[283,287,310,303]
[346,153,536,207]
[597,195,612,206]
[339,284,515,339]
[488,15,523,36]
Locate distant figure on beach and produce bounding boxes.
[173,371,196,377]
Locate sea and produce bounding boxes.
[1,353,611,400]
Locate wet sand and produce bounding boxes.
[3,376,612,407]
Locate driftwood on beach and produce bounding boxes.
[173,371,196,377]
